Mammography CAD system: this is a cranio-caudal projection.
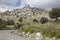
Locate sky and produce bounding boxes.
[0,0,60,9]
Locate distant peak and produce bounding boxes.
[23,4,31,9]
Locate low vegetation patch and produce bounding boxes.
[19,22,60,38]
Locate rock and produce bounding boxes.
[35,32,43,40]
[26,32,30,37]
[52,37,56,40]
[21,32,25,36]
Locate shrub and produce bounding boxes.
[6,20,15,25]
[49,8,60,21]
[39,22,60,38]
[18,17,23,22]
[14,23,24,29]
[40,17,48,24]
[56,31,60,38]
[33,19,39,24]
[16,15,19,18]
[19,25,41,34]
[0,19,6,29]
[18,22,60,38]
[0,19,3,25]
[0,24,6,30]
[0,19,15,30]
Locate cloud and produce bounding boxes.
[21,0,60,8]
[0,0,18,6]
[0,0,60,9]
[0,0,19,11]
[0,4,18,12]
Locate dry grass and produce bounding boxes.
[19,22,60,38]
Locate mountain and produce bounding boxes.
[0,5,50,21]
[0,5,51,26]
[10,5,47,15]
[9,5,50,19]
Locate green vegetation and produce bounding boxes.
[6,20,15,25]
[49,8,60,21]
[0,19,15,30]
[33,19,39,24]
[0,19,6,29]
[18,17,23,22]
[40,17,48,24]
[19,24,40,33]
[14,23,24,29]
[19,22,60,38]
[0,8,60,39]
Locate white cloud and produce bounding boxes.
[0,4,18,12]
[0,0,60,10]
[21,0,60,8]
[0,0,19,11]
[26,0,51,6]
[0,0,18,6]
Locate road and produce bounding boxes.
[0,30,35,40]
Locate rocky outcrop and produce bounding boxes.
[0,5,50,24]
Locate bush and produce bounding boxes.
[49,8,60,21]
[19,25,41,34]
[0,24,6,30]
[0,19,6,25]
[18,22,60,38]
[0,19,15,30]
[56,31,60,38]
[18,17,23,22]
[6,20,15,25]
[39,22,60,38]
[0,19,6,29]
[33,19,39,24]
[14,23,24,29]
[40,17,48,24]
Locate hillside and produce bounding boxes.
[0,5,50,22]
[0,5,60,40]
[0,5,51,30]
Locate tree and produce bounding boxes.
[0,19,6,29]
[6,20,15,25]
[40,17,48,24]
[33,19,39,24]
[18,17,23,22]
[49,8,60,21]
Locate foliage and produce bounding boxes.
[49,8,60,21]
[19,22,60,38]
[6,20,15,25]
[18,17,23,22]
[40,17,48,24]
[0,19,15,30]
[0,19,6,29]
[19,25,40,33]
[14,23,24,29]
[39,22,60,38]
[33,19,39,24]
